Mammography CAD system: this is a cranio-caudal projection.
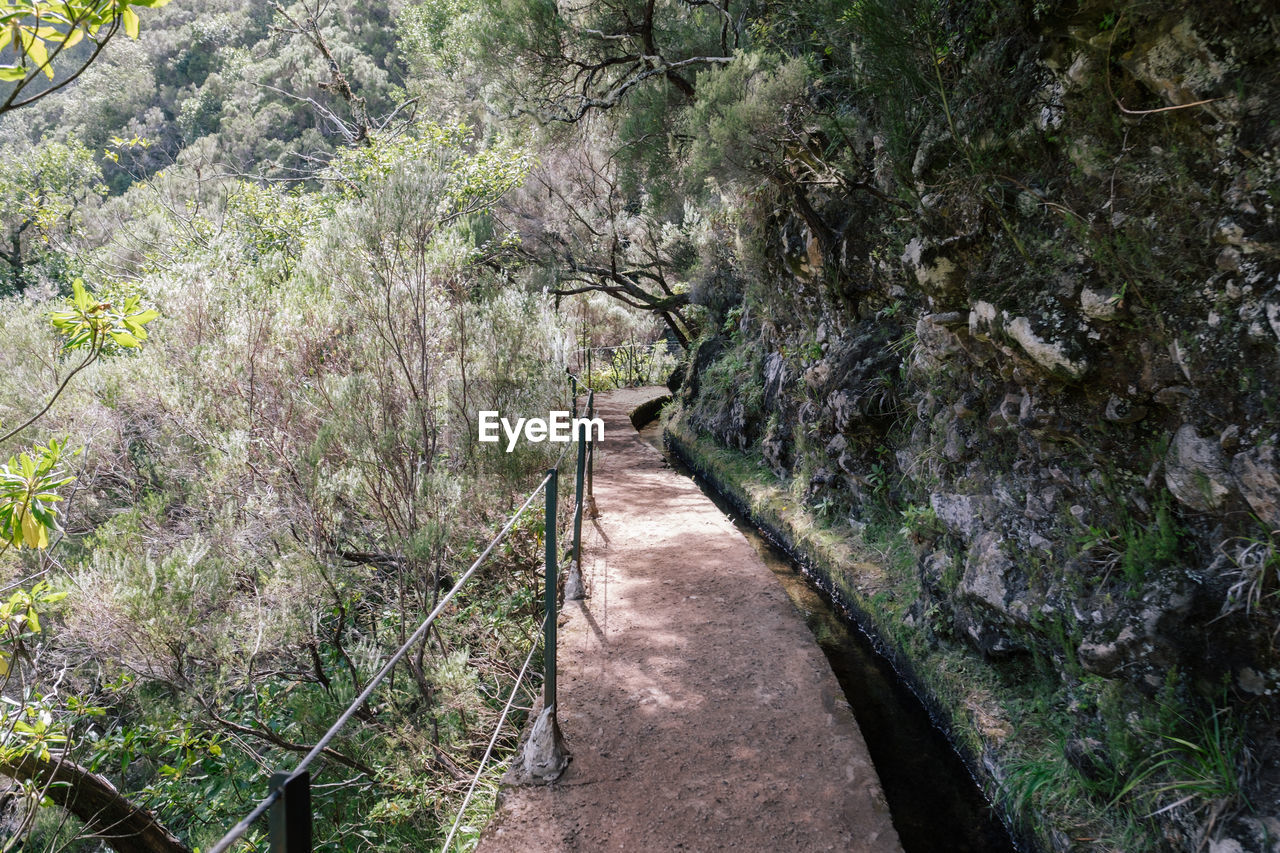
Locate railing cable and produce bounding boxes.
[207,469,555,853]
[439,609,546,851]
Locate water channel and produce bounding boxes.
[636,418,1020,853]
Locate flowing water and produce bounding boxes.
[637,420,1020,853]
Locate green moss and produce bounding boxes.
[664,403,1256,852]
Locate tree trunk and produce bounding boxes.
[0,752,192,853]
[1,223,27,293]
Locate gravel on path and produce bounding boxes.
[478,387,902,852]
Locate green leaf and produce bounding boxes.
[20,32,51,78]
[109,330,140,348]
[29,504,55,527]
[120,7,139,39]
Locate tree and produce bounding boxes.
[0,138,105,294]
[1,4,171,849]
[0,282,163,853]
[473,0,740,122]
[53,122,564,849]
[452,0,742,344]
[504,133,698,348]
[0,712,190,853]
[0,0,172,116]
[267,1,378,147]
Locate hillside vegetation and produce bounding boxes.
[0,1,1277,851]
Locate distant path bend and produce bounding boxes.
[479,387,901,852]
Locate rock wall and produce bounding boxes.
[673,3,1280,850]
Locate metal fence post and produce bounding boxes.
[569,374,577,421]
[543,468,558,710]
[268,771,311,853]
[586,391,595,499]
[572,422,586,569]
[564,420,588,601]
[491,469,571,784]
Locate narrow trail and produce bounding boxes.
[479,387,901,852]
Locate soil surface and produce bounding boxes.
[479,387,901,852]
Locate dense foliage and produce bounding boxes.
[0,0,1277,851]
[0,2,663,850]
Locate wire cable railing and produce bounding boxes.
[206,385,597,853]
[439,609,546,850]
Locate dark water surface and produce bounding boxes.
[637,420,1020,853]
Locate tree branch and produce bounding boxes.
[1,15,121,116]
[0,341,102,447]
[201,703,377,778]
[0,752,191,853]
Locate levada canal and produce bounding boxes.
[637,417,1019,853]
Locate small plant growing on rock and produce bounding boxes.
[1109,705,1249,827]
[899,503,943,545]
[1219,532,1279,620]
[1073,496,1184,597]
[1118,498,1184,594]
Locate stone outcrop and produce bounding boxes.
[1165,424,1237,513]
[1232,445,1280,529]
[672,3,1280,849]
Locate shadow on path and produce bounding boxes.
[479,387,901,853]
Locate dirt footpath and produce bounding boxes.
[479,387,901,852]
